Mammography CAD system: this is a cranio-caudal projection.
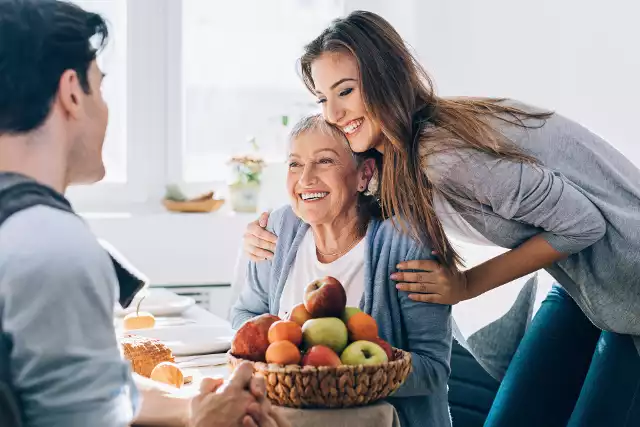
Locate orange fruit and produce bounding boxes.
[268,320,303,346]
[150,362,184,388]
[346,312,378,342]
[265,340,301,365]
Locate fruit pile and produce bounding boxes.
[231,277,393,367]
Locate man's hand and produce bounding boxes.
[190,362,290,427]
[190,363,258,427]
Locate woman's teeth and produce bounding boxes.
[301,192,328,201]
[342,119,363,135]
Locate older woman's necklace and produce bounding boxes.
[315,230,365,259]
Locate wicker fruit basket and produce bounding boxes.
[227,348,412,409]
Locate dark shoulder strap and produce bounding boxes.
[0,173,145,308]
[0,173,73,223]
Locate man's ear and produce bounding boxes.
[57,69,83,120]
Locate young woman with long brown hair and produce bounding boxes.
[242,10,640,426]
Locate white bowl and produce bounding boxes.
[115,288,195,317]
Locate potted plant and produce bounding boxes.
[228,137,265,213]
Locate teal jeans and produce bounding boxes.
[485,285,640,427]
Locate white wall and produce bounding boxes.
[423,0,639,164]
[345,0,420,48]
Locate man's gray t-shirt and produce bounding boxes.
[0,205,138,426]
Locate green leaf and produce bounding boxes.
[164,184,187,202]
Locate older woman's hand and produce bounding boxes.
[244,211,278,262]
[392,257,469,305]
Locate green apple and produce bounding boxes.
[341,306,363,324]
[301,317,348,354]
[340,340,389,366]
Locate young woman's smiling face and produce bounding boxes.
[310,51,383,153]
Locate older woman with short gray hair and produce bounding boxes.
[231,114,453,427]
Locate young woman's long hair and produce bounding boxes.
[299,10,553,269]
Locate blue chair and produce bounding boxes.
[449,339,500,427]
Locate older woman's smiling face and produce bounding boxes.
[287,131,370,225]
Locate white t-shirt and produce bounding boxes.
[277,228,366,318]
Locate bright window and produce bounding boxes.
[66,0,346,210]
[180,0,345,182]
[72,0,127,183]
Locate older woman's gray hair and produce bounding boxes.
[288,113,383,218]
[289,114,363,164]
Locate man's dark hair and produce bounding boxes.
[0,0,109,135]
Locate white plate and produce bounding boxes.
[127,324,233,356]
[115,288,195,317]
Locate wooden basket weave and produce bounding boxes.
[227,348,412,409]
[162,198,225,213]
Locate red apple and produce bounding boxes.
[231,313,280,362]
[286,303,313,327]
[371,337,394,361]
[303,276,347,318]
[301,345,342,367]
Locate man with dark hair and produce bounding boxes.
[0,1,287,426]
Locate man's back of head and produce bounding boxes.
[0,0,111,190]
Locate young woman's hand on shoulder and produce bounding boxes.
[392,254,469,305]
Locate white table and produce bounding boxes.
[135,302,401,427]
